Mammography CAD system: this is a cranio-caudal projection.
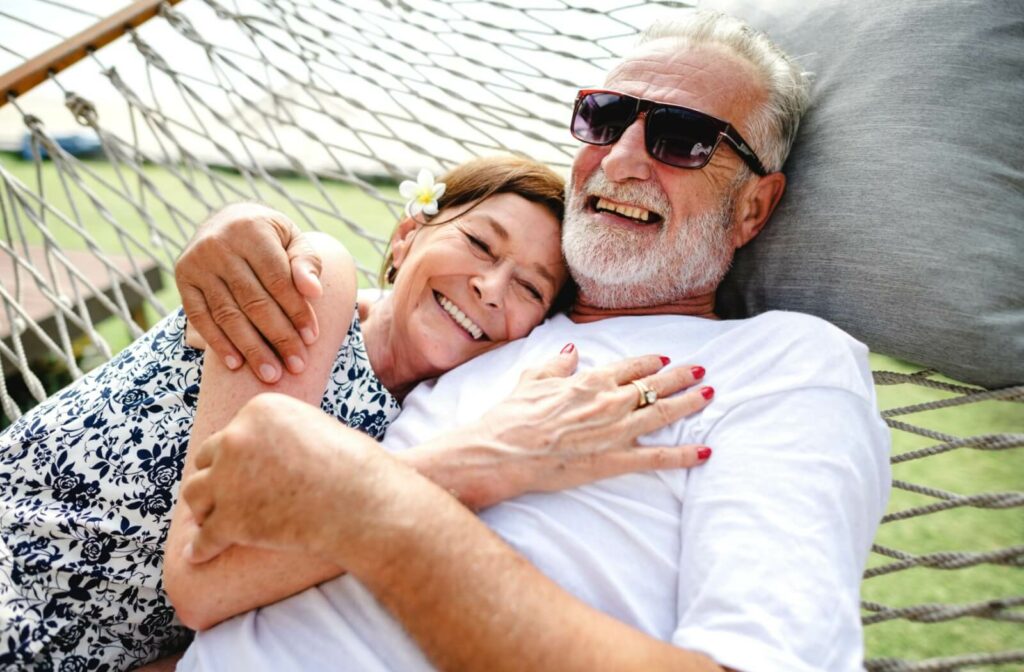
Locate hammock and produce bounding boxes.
[0,1,1020,669]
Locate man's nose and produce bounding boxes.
[600,117,652,182]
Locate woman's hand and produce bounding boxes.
[404,345,714,510]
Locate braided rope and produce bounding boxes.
[866,650,1024,672]
[882,386,1024,418]
[886,427,1023,463]
[862,596,1024,625]
[865,546,1024,578]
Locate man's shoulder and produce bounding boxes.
[703,311,877,407]
[725,310,865,352]
[547,309,861,352]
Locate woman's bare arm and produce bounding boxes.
[164,232,356,631]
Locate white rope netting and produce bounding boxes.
[0,1,1020,668]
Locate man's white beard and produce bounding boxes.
[562,170,738,309]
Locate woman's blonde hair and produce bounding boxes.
[381,155,574,313]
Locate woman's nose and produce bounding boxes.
[600,117,653,183]
[471,266,511,308]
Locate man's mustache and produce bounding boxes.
[577,169,673,223]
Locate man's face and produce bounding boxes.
[563,40,766,309]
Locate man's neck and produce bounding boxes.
[568,291,719,324]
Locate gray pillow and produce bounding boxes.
[707,0,1024,388]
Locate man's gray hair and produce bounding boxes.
[640,10,811,173]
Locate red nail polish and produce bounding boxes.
[697,447,712,461]
[659,356,671,366]
[701,386,715,400]
[691,366,705,380]
[560,343,575,354]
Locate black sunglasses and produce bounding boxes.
[570,89,768,176]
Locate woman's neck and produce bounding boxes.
[358,296,429,402]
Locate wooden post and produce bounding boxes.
[0,0,186,107]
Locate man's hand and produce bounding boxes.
[180,393,390,564]
[176,203,324,383]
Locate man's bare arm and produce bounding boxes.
[181,393,726,671]
[332,451,727,672]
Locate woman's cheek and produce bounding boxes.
[508,308,542,340]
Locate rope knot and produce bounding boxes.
[205,0,234,22]
[65,92,99,126]
[22,114,44,133]
[130,32,171,72]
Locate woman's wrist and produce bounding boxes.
[397,425,509,511]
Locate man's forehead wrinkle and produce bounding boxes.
[608,44,766,133]
[605,55,710,98]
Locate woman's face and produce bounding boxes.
[389,192,568,376]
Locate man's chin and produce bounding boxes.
[569,257,731,309]
[570,273,654,310]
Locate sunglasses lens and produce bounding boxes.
[572,92,636,145]
[646,107,722,169]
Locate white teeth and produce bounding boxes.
[436,293,484,340]
[595,198,651,222]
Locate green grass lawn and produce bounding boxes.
[864,355,1023,667]
[2,154,1021,667]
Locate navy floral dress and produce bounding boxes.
[0,307,400,671]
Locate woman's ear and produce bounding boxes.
[389,216,420,272]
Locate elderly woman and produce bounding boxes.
[0,156,712,670]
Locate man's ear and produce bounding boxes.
[389,216,421,271]
[731,171,786,249]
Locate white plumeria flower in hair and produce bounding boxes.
[400,168,446,218]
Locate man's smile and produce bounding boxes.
[588,196,664,226]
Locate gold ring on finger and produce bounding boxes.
[630,379,658,409]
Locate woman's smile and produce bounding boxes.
[434,290,487,341]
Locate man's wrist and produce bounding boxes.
[313,439,427,557]
[324,448,468,577]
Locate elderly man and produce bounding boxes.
[169,11,889,672]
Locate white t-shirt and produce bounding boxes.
[179,311,891,672]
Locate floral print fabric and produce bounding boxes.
[0,307,400,671]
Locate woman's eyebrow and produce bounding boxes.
[480,215,510,241]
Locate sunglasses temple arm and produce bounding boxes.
[724,133,769,176]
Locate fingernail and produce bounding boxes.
[697,447,712,461]
[701,386,715,400]
[691,366,705,380]
[224,355,241,370]
[286,356,305,374]
[259,363,279,383]
[561,343,575,354]
[300,328,316,345]
[184,541,195,562]
[659,356,671,366]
